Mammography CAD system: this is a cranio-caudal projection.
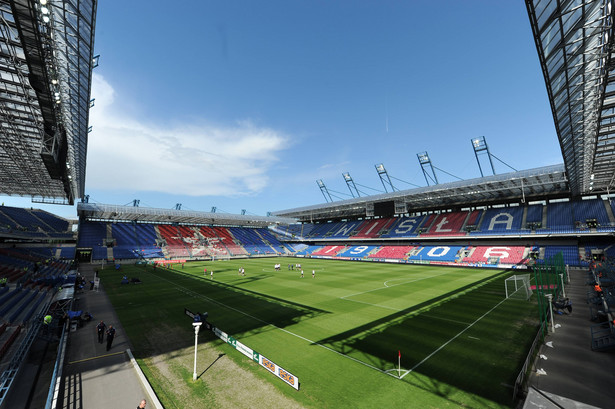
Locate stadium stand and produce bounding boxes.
[542,245,580,266]
[135,224,164,258]
[473,206,524,235]
[379,215,425,238]
[368,245,415,260]
[77,221,108,260]
[461,246,527,265]
[327,220,363,239]
[545,202,575,233]
[407,245,463,263]
[111,223,139,259]
[311,245,346,257]
[350,218,395,238]
[421,211,468,236]
[337,245,379,258]
[199,226,237,256]
[157,224,190,258]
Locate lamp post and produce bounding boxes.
[192,321,202,381]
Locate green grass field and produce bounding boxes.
[101,257,538,408]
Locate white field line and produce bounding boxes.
[421,315,472,326]
[342,271,451,300]
[400,296,509,379]
[149,270,395,377]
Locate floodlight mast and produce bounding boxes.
[375,163,396,192]
[471,136,496,177]
[316,179,333,203]
[417,152,438,186]
[342,172,360,197]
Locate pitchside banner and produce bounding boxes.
[210,325,299,390]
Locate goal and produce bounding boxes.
[505,274,533,300]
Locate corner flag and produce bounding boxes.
[397,350,401,377]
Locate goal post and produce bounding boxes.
[505,274,533,300]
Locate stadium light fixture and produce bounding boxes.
[42,15,49,23]
[41,6,49,14]
[40,0,48,4]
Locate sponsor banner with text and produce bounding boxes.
[210,326,299,390]
[259,355,299,390]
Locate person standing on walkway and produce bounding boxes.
[106,325,116,351]
[96,320,106,344]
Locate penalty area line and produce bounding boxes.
[400,296,510,379]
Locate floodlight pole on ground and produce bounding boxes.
[192,321,202,381]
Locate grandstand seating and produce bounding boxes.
[198,227,235,256]
[111,223,139,259]
[311,245,346,257]
[327,221,362,239]
[59,246,76,260]
[308,222,345,239]
[465,209,483,227]
[546,202,575,232]
[476,207,524,234]
[573,199,610,226]
[525,204,543,225]
[542,245,580,266]
[77,221,108,260]
[368,246,415,260]
[337,245,379,258]
[351,218,395,238]
[406,245,463,263]
[157,225,190,258]
[379,215,425,238]
[134,224,164,258]
[461,246,527,265]
[229,227,276,255]
[422,211,468,236]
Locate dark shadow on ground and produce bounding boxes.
[101,264,329,359]
[315,270,537,406]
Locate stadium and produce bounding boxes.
[0,1,614,409]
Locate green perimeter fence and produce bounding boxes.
[513,251,568,401]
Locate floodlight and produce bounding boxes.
[375,163,385,172]
[317,179,325,187]
[42,15,49,23]
[590,173,595,180]
[41,6,49,14]
[343,172,352,181]
[40,0,48,4]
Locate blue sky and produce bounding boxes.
[3,1,561,219]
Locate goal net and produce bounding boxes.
[505,274,533,300]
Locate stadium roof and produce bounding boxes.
[0,0,96,205]
[77,202,297,227]
[273,165,570,222]
[526,0,615,197]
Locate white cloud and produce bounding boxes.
[87,73,288,197]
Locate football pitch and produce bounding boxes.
[101,257,538,408]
